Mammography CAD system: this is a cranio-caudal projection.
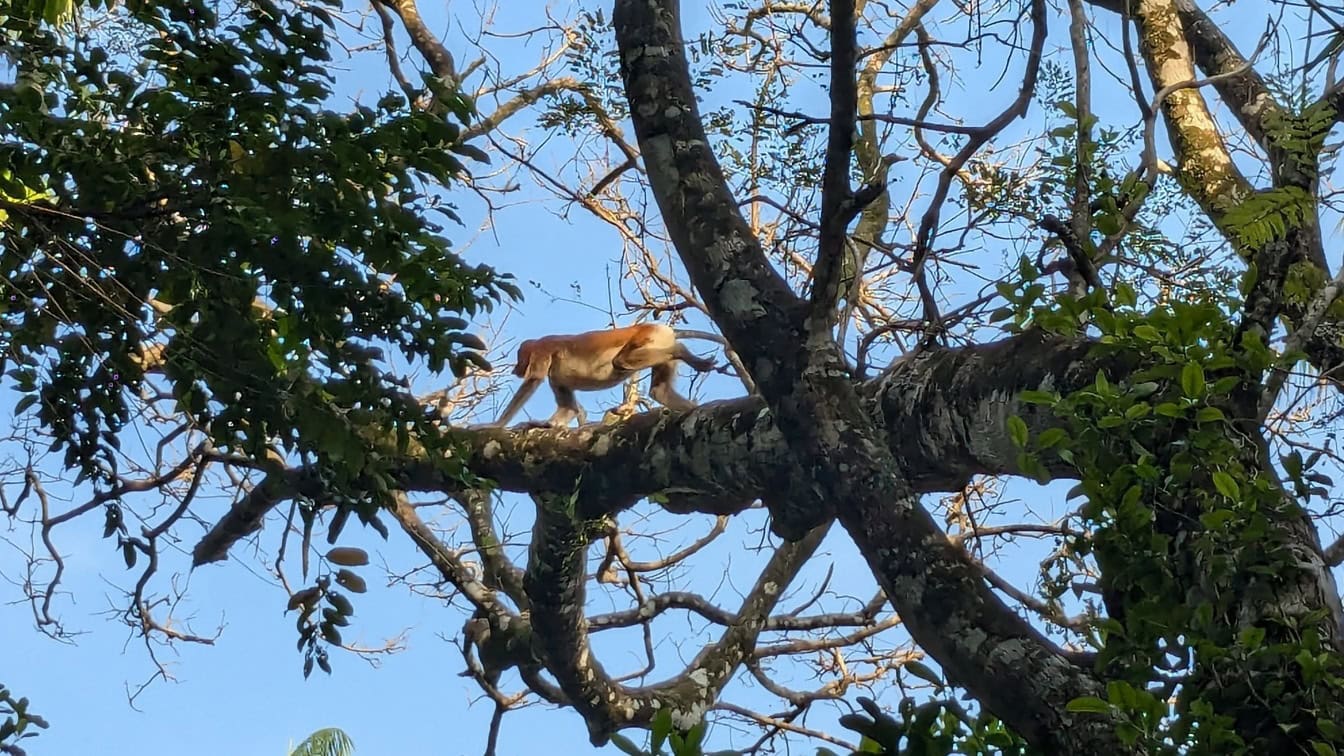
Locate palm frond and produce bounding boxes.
[288,727,355,756]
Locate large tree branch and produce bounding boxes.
[191,330,1114,570]
[610,1,1127,751]
[1132,0,1253,222]
[373,0,458,85]
[524,494,830,742]
[192,330,1117,567]
[1170,0,1283,147]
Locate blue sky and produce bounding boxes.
[3,1,1341,755]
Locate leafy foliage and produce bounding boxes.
[0,0,517,505]
[1004,262,1344,752]
[284,547,369,677]
[828,695,1030,756]
[609,710,732,756]
[1221,187,1316,251]
[0,684,47,756]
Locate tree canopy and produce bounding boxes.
[3,0,1344,754]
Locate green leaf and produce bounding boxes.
[903,660,943,687]
[1194,407,1225,422]
[1066,696,1113,714]
[1132,324,1161,342]
[13,395,37,415]
[1181,362,1206,398]
[1036,428,1069,449]
[1124,403,1151,420]
[1155,402,1183,417]
[1130,382,1160,398]
[651,709,672,753]
[1007,415,1029,448]
[1212,471,1240,500]
[1106,680,1139,709]
[1019,389,1057,405]
[1239,626,1266,649]
[681,722,706,755]
[1282,451,1304,478]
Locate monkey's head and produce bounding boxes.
[513,340,537,377]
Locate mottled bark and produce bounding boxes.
[193,331,1120,567]
[611,1,1128,751]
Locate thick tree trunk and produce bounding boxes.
[611,1,1132,751]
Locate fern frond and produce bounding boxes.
[1222,187,1314,251]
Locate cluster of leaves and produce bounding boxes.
[828,695,1030,756]
[0,684,47,756]
[285,546,371,678]
[1000,262,1344,752]
[0,0,517,509]
[1218,102,1334,254]
[610,710,728,756]
[605,690,1030,756]
[1221,187,1317,252]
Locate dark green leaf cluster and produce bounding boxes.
[826,694,1031,756]
[287,548,368,678]
[1006,279,1344,752]
[0,683,48,756]
[610,710,730,756]
[1262,103,1335,179]
[0,0,518,493]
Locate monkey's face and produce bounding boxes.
[513,341,536,377]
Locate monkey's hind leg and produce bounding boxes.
[647,363,695,412]
[546,385,588,427]
[611,330,673,371]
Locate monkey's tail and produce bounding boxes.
[677,328,757,394]
[674,329,726,345]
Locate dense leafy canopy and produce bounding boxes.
[0,0,514,500]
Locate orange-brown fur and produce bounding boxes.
[492,324,718,428]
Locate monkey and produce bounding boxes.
[489,323,724,428]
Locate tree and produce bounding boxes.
[4,0,1344,754]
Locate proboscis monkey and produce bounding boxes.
[490,324,723,428]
